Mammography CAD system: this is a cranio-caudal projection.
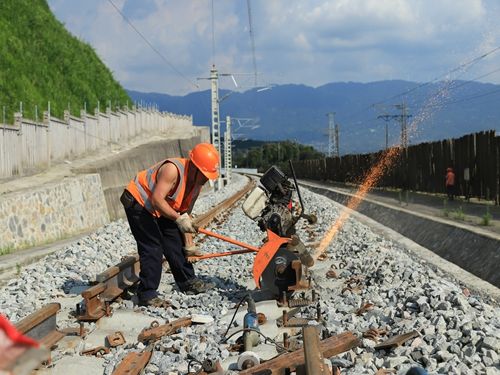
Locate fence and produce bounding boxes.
[0,106,192,179]
[292,130,500,204]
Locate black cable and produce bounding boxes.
[221,294,248,340]
[187,357,204,374]
[106,0,199,90]
[222,328,293,353]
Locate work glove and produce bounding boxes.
[175,213,197,233]
[183,244,204,257]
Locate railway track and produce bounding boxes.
[3,178,253,373]
[3,174,499,374]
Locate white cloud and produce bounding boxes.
[47,0,500,94]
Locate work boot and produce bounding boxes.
[183,244,204,257]
[138,297,171,308]
[180,279,215,295]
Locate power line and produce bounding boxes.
[246,0,258,86]
[211,0,215,66]
[340,45,500,124]
[371,46,500,107]
[106,0,199,90]
[404,67,500,109]
[423,86,500,109]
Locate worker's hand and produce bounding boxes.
[175,213,197,233]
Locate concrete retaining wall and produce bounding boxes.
[75,136,205,220]
[302,182,500,288]
[0,174,109,251]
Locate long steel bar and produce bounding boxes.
[78,178,255,321]
[78,255,140,321]
[302,326,327,375]
[15,303,65,348]
[239,331,359,374]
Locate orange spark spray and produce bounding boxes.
[315,146,401,259]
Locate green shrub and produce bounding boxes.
[481,206,492,226]
[443,199,450,217]
[0,0,130,123]
[454,206,465,221]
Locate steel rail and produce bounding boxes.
[15,303,65,349]
[76,178,254,321]
[10,177,254,373]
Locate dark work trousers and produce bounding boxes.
[124,202,195,301]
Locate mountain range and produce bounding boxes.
[128,80,500,155]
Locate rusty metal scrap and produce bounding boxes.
[77,255,140,321]
[279,290,316,308]
[342,275,364,294]
[302,325,328,375]
[138,317,192,343]
[82,346,110,357]
[362,328,388,342]
[112,351,152,375]
[60,322,87,338]
[374,330,419,350]
[326,269,338,279]
[239,331,359,374]
[15,303,65,349]
[106,331,126,347]
[356,302,374,316]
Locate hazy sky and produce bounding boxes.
[48,0,500,95]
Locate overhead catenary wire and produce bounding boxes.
[246,0,258,86]
[339,45,500,124]
[106,0,199,90]
[371,45,500,107]
[211,0,216,66]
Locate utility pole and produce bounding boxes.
[224,115,232,183]
[326,112,339,158]
[210,65,222,189]
[377,115,390,150]
[395,103,410,148]
[377,103,412,149]
[335,122,340,158]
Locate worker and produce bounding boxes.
[120,143,219,306]
[445,167,455,201]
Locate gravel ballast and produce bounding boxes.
[0,174,498,374]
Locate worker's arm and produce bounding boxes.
[151,163,181,221]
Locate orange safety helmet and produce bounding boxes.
[189,143,219,180]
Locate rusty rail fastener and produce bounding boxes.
[283,332,290,350]
[138,317,192,343]
[363,328,387,342]
[356,302,374,316]
[106,332,126,347]
[82,346,110,357]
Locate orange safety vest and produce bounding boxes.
[446,171,455,186]
[126,158,202,217]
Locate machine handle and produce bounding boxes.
[197,228,260,253]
